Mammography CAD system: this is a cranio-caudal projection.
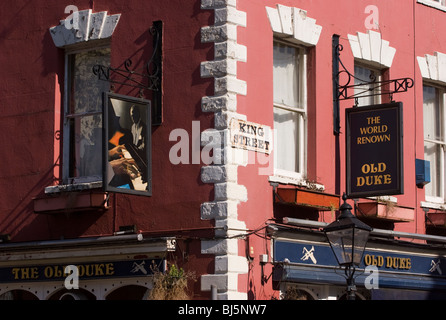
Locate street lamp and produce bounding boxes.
[323,193,372,300]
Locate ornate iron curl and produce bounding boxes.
[92,23,162,92]
[333,42,414,102]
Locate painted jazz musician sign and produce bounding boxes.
[104,93,152,196]
[346,102,403,198]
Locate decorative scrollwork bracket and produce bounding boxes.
[93,21,163,125]
[332,35,413,135]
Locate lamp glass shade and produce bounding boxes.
[324,194,372,267]
[325,226,370,266]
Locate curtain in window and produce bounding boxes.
[273,42,302,173]
[354,65,377,106]
[425,142,441,198]
[423,85,443,198]
[273,43,300,109]
[273,108,300,172]
[69,48,110,179]
[423,86,442,141]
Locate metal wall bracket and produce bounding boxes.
[332,35,414,134]
[93,21,163,125]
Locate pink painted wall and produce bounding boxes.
[234,0,446,297]
[1,0,446,299]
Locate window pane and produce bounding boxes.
[274,107,300,172]
[354,65,378,106]
[67,48,110,180]
[70,115,103,179]
[70,48,110,114]
[424,141,442,198]
[423,85,443,141]
[273,43,300,108]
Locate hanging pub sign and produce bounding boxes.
[346,102,403,198]
[103,92,152,196]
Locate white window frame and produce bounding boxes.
[354,63,382,106]
[423,83,446,204]
[62,44,110,185]
[272,39,307,182]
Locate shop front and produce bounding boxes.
[272,229,446,300]
[0,235,175,300]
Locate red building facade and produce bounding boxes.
[2,0,446,300]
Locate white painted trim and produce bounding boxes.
[268,172,325,192]
[418,52,446,85]
[49,9,120,48]
[421,200,446,211]
[347,30,396,68]
[417,0,446,12]
[266,5,322,46]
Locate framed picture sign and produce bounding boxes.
[103,92,152,196]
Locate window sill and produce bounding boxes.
[34,190,109,214]
[35,181,108,214]
[269,170,325,192]
[45,181,103,194]
[366,195,398,203]
[421,201,446,211]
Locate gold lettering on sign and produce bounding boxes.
[364,254,411,270]
[356,116,391,145]
[11,262,117,281]
[356,163,392,187]
[12,267,39,280]
[353,114,395,188]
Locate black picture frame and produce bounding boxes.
[103,92,152,196]
[346,102,404,198]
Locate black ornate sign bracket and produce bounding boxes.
[93,21,163,125]
[332,35,414,135]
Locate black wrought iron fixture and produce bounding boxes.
[93,21,163,125]
[332,35,414,134]
[93,56,160,92]
[323,193,372,300]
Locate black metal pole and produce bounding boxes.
[332,35,341,196]
[345,265,357,300]
[332,34,341,135]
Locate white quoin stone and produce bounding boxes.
[200,0,249,300]
[214,182,248,202]
[201,165,238,183]
[215,254,249,274]
[214,76,247,96]
[214,41,247,62]
[201,59,237,78]
[201,24,237,43]
[215,7,247,27]
[201,239,239,256]
[202,93,238,113]
[201,0,237,10]
[201,200,239,220]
